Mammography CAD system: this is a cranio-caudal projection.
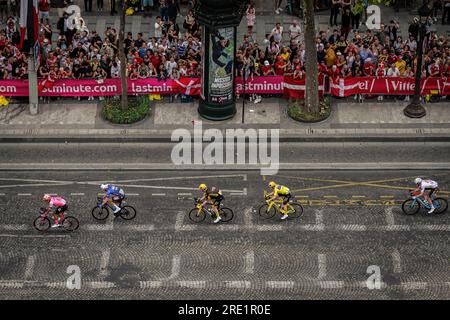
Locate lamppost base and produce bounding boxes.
[198,100,236,121]
[403,101,426,118]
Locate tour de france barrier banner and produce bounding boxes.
[0,76,449,97]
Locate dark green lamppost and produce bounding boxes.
[403,3,431,118]
[194,0,247,120]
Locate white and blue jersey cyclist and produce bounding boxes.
[100,184,125,215]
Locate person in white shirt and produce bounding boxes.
[413,178,439,213]
[271,23,283,44]
[387,63,400,77]
[155,16,163,40]
[288,20,302,45]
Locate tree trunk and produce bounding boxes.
[119,1,128,111]
[303,0,319,115]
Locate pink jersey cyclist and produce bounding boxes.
[43,194,68,227]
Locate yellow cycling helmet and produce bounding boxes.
[268,181,276,188]
[198,183,207,191]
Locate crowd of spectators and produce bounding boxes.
[0,1,448,102]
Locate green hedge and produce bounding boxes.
[101,96,150,124]
[287,96,331,123]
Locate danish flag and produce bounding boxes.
[173,78,202,96]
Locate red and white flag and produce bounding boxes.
[19,0,39,51]
[174,78,202,96]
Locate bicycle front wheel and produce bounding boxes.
[189,208,206,223]
[433,198,448,214]
[286,203,304,219]
[91,206,109,220]
[401,199,420,215]
[62,216,79,231]
[258,204,277,219]
[120,206,137,220]
[33,216,51,232]
[219,207,234,222]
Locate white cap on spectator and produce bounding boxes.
[264,60,270,66]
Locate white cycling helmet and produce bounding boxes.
[414,178,422,184]
[100,184,108,190]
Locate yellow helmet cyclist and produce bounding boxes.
[199,184,208,192]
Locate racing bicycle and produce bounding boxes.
[188,198,234,223]
[258,191,303,219]
[91,196,137,220]
[33,207,79,232]
[401,190,448,215]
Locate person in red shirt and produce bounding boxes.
[318,60,328,76]
[376,61,386,77]
[328,64,340,82]
[429,59,441,77]
[274,56,287,75]
[150,53,161,71]
[363,58,375,76]
[261,60,275,76]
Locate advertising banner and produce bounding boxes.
[208,27,235,104]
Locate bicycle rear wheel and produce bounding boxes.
[258,204,277,219]
[433,198,448,214]
[219,207,234,222]
[286,202,303,218]
[120,206,137,220]
[91,206,110,220]
[401,199,420,215]
[62,216,79,231]
[189,208,206,223]
[33,216,51,232]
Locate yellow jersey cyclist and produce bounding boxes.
[267,181,292,220]
[198,184,224,224]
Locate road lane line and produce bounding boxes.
[401,282,427,290]
[0,281,25,288]
[99,249,111,278]
[323,195,338,198]
[256,225,283,231]
[318,281,345,289]
[413,225,450,231]
[299,224,325,231]
[17,193,32,196]
[85,224,114,231]
[244,208,253,229]
[217,225,240,231]
[352,195,366,198]
[225,281,251,289]
[169,255,181,280]
[0,224,28,231]
[88,281,115,289]
[245,250,254,274]
[315,209,325,230]
[140,281,162,288]
[175,211,196,231]
[266,281,295,289]
[70,193,85,196]
[380,225,411,231]
[177,193,192,196]
[24,255,36,280]
[0,193,5,196]
[392,249,402,273]
[127,193,140,196]
[151,193,166,196]
[385,207,396,226]
[334,224,367,231]
[318,254,327,279]
[177,281,206,289]
[45,282,66,288]
[380,195,394,198]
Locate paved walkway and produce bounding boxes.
[1,98,449,140]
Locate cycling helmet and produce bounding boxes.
[198,184,207,191]
[43,194,51,202]
[268,181,276,188]
[414,178,422,185]
[100,184,108,190]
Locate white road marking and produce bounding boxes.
[315,209,325,230]
[392,249,402,273]
[230,193,244,196]
[245,250,254,274]
[45,282,66,288]
[413,225,450,231]
[70,193,85,196]
[88,281,115,289]
[299,224,325,231]
[266,281,295,289]
[318,254,327,279]
[99,249,111,277]
[151,193,166,196]
[177,193,192,196]
[256,225,283,231]
[0,193,5,196]
[243,188,247,196]
[126,193,140,196]
[85,224,113,231]
[401,282,428,290]
[177,281,206,288]
[334,224,367,231]
[380,225,411,231]
[24,255,36,280]
[0,281,25,288]
[169,255,181,280]
[318,281,345,289]
[20,235,68,238]
[385,207,396,226]
[0,224,28,231]
[118,184,242,193]
[217,225,240,231]
[225,281,251,289]
[140,281,162,288]
[244,207,253,229]
[17,193,32,196]
[175,211,196,231]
